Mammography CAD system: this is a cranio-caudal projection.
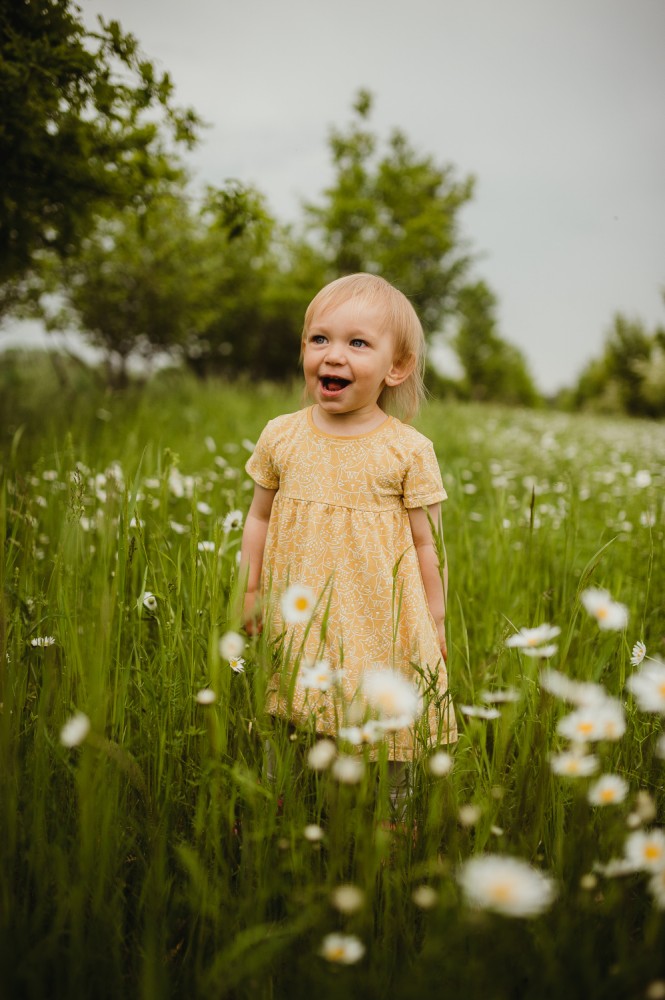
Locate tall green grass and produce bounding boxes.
[1,359,664,998]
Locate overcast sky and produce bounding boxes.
[69,1,664,390]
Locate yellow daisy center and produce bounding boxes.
[489,881,515,903]
[644,844,663,861]
[295,596,310,612]
[577,721,595,735]
[596,607,608,619]
[599,788,616,803]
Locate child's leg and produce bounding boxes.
[386,761,410,821]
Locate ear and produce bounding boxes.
[385,353,416,387]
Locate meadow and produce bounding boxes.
[1,356,664,999]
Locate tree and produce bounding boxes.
[305,90,474,332]
[569,303,665,417]
[455,281,540,406]
[0,0,199,316]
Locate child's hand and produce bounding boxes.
[436,620,448,663]
[243,590,263,635]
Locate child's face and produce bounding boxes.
[303,297,406,420]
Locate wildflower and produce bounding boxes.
[626,658,665,713]
[170,520,189,535]
[540,668,608,707]
[458,804,482,827]
[624,828,665,872]
[197,540,216,553]
[331,755,364,784]
[298,658,343,692]
[319,932,365,965]
[635,790,657,824]
[196,688,217,705]
[630,640,647,666]
[229,656,245,674]
[280,583,316,624]
[330,884,365,914]
[412,884,438,909]
[428,750,454,776]
[460,704,501,720]
[219,631,245,661]
[142,592,157,612]
[480,687,521,704]
[307,739,337,771]
[338,721,383,745]
[580,587,628,631]
[579,873,598,891]
[634,469,652,488]
[520,644,559,659]
[303,823,325,842]
[204,435,216,453]
[549,751,599,777]
[457,855,557,918]
[505,623,560,650]
[648,869,665,909]
[556,699,626,743]
[30,635,55,647]
[362,668,422,725]
[222,509,244,532]
[196,501,213,515]
[59,711,91,748]
[587,774,629,806]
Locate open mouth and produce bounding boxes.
[319,375,351,394]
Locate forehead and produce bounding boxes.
[309,295,389,332]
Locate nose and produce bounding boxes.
[324,341,346,364]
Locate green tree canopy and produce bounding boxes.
[0,0,199,315]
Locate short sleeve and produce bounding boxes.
[402,441,447,509]
[245,422,280,489]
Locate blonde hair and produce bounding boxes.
[302,273,427,422]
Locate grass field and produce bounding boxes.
[1,357,664,999]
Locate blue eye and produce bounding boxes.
[311,335,327,345]
[350,338,367,348]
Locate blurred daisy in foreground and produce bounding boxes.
[428,750,454,776]
[298,658,343,692]
[557,699,626,743]
[330,884,364,914]
[580,588,628,631]
[307,739,337,771]
[362,668,422,728]
[457,855,557,918]
[480,687,521,704]
[331,756,364,784]
[630,640,647,666]
[280,584,316,624]
[550,751,599,777]
[505,623,560,656]
[412,884,438,909]
[624,829,665,872]
[195,688,217,705]
[319,932,365,965]
[303,823,325,842]
[540,668,608,707]
[460,704,501,720]
[60,712,91,748]
[626,658,665,714]
[219,631,245,661]
[338,721,383,745]
[587,774,629,806]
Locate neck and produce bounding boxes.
[311,403,389,436]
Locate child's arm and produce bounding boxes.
[240,483,277,634]
[407,504,448,663]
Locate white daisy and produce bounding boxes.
[460,704,502,720]
[331,755,364,784]
[60,711,91,748]
[625,828,665,872]
[505,623,561,649]
[587,774,629,806]
[303,823,325,842]
[480,687,521,704]
[362,668,422,724]
[195,688,217,705]
[630,640,647,666]
[280,583,316,624]
[330,884,365,914]
[626,658,665,714]
[319,932,365,965]
[457,854,557,918]
[197,540,216,553]
[412,884,438,909]
[580,588,628,631]
[540,668,609,707]
[549,751,600,777]
[556,699,626,743]
[307,739,337,771]
[30,635,56,647]
[229,656,245,674]
[428,750,454,776]
[338,721,384,745]
[141,592,157,612]
[298,658,342,692]
[222,509,244,532]
[219,631,245,661]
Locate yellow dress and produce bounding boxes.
[245,406,457,760]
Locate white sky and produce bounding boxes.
[32,0,665,392]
